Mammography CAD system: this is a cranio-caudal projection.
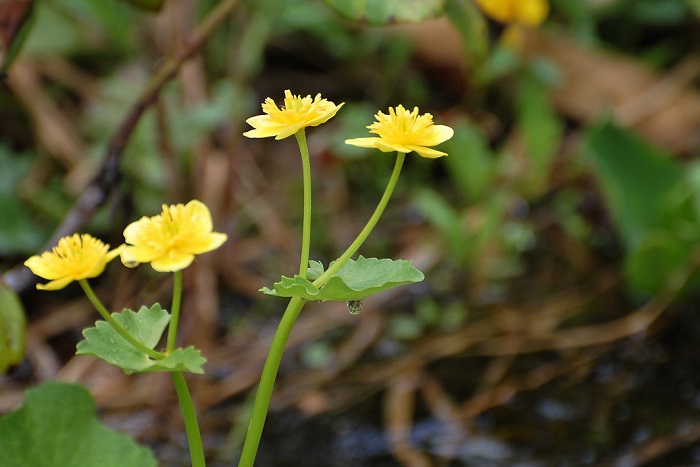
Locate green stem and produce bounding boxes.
[295,130,312,279]
[238,297,306,467]
[166,270,184,354]
[312,152,405,288]
[79,280,164,360]
[171,371,206,467]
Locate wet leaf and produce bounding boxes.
[0,382,156,467]
[76,304,206,374]
[261,256,424,301]
[323,0,445,25]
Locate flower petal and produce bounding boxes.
[344,137,384,149]
[151,250,195,272]
[179,232,228,255]
[408,146,448,158]
[37,277,73,291]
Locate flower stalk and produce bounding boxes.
[166,270,184,353]
[171,371,206,467]
[295,130,313,279]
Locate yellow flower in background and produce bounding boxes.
[474,0,548,26]
[121,200,227,272]
[474,0,549,48]
[345,105,454,158]
[25,234,122,290]
[243,90,344,140]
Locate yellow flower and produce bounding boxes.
[474,0,548,26]
[25,234,122,290]
[120,200,227,272]
[243,90,344,140]
[344,105,454,158]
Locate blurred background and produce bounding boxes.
[1,0,700,465]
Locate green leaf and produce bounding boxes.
[587,122,686,249]
[0,282,25,373]
[0,0,35,72]
[76,304,206,374]
[121,0,164,12]
[444,0,489,67]
[322,0,446,25]
[0,382,156,467]
[261,256,424,301]
[516,75,563,196]
[587,122,699,294]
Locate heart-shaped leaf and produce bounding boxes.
[76,304,206,374]
[0,382,156,467]
[261,256,424,301]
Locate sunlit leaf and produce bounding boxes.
[323,0,446,25]
[261,256,424,301]
[76,304,206,374]
[0,382,156,467]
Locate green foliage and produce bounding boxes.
[261,257,424,301]
[0,382,156,467]
[322,0,446,24]
[0,282,25,373]
[121,0,164,12]
[0,146,45,255]
[515,73,564,196]
[0,0,34,72]
[444,0,489,66]
[77,304,206,374]
[586,122,699,294]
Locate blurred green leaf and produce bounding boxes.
[629,0,689,25]
[413,188,467,260]
[76,304,206,374]
[0,382,157,467]
[440,118,494,201]
[0,146,44,254]
[388,313,425,340]
[261,256,424,300]
[121,0,164,12]
[587,122,698,294]
[322,0,446,25]
[444,0,489,66]
[687,0,700,17]
[587,122,686,249]
[516,75,564,195]
[0,0,35,72]
[0,283,25,373]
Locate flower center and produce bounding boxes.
[370,106,436,145]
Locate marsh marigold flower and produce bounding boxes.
[345,105,454,158]
[474,0,548,48]
[243,90,344,140]
[120,200,227,272]
[25,234,122,290]
[474,0,548,26]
